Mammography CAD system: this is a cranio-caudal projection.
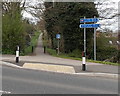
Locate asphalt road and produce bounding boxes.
[2,65,118,94]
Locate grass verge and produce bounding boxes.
[46,48,119,66]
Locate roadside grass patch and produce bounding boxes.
[46,48,119,66]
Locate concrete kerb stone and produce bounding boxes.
[74,73,118,79]
[1,61,118,79]
[23,63,75,74]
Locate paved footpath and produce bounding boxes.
[1,33,118,77]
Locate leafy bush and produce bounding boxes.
[2,3,26,53]
[96,33,118,62]
[2,49,15,54]
[68,49,82,58]
[97,46,118,61]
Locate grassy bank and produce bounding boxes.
[23,31,41,55]
[46,48,119,66]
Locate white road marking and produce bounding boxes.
[0,90,11,94]
[1,61,22,68]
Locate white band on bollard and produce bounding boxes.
[16,51,19,57]
[17,47,19,51]
[82,57,86,64]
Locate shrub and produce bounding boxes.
[97,46,118,61]
[68,49,82,58]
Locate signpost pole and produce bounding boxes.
[53,0,54,7]
[94,16,96,60]
[80,17,100,69]
[57,39,60,55]
[82,16,86,71]
[56,34,60,55]
[84,16,86,55]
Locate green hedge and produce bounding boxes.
[97,46,118,61]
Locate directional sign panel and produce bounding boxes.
[79,24,100,28]
[56,34,60,39]
[80,18,99,23]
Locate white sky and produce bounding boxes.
[22,0,120,32]
[95,0,120,32]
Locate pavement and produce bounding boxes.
[1,33,119,79]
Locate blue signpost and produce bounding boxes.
[56,34,60,55]
[56,34,60,39]
[79,24,100,28]
[80,18,99,23]
[80,16,100,71]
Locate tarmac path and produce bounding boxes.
[2,33,118,74]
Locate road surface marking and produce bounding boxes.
[1,61,22,68]
[0,90,11,94]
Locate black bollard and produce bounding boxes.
[44,46,46,53]
[16,56,19,63]
[32,46,34,53]
[16,46,19,63]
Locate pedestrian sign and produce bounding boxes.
[56,34,60,39]
[80,18,99,23]
[79,24,100,28]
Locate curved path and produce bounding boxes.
[2,33,118,74]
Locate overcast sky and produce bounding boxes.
[95,0,120,32]
[22,0,120,32]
